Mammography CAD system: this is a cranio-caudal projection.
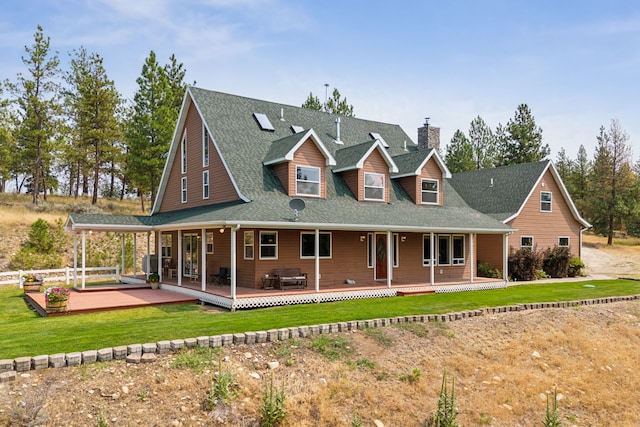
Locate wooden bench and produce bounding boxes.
[272,268,308,290]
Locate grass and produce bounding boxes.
[1,278,640,359]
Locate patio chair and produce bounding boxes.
[210,267,230,286]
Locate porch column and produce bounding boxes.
[503,233,509,282]
[133,233,137,278]
[201,228,207,291]
[146,232,151,279]
[81,230,86,289]
[157,231,163,281]
[314,229,320,292]
[177,230,183,287]
[230,227,237,301]
[121,234,125,283]
[386,231,392,288]
[73,231,78,287]
[470,233,475,283]
[430,232,435,285]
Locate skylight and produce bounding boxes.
[253,113,275,131]
[370,132,389,148]
[291,125,304,134]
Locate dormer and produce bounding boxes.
[334,140,398,203]
[391,149,451,206]
[263,129,336,198]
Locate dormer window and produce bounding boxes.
[296,165,320,197]
[421,179,439,204]
[364,172,385,201]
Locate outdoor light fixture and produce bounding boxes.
[360,235,366,242]
[219,228,225,234]
[401,235,407,242]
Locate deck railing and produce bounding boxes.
[0,266,120,288]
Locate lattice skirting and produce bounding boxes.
[432,281,507,293]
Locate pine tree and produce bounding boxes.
[498,104,549,165]
[445,130,474,173]
[302,87,354,116]
[468,115,497,169]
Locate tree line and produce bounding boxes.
[445,106,636,245]
[0,25,189,210]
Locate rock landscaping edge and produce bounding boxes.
[1,294,638,383]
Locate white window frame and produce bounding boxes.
[421,178,439,205]
[181,131,187,174]
[452,235,465,265]
[541,191,552,212]
[295,165,321,197]
[558,236,570,247]
[423,234,432,266]
[244,231,254,260]
[521,236,534,250]
[393,233,399,267]
[259,231,278,260]
[181,177,187,203]
[203,126,209,167]
[300,232,332,259]
[367,232,374,268]
[364,172,385,201]
[202,171,210,199]
[161,234,172,258]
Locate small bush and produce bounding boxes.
[542,246,570,278]
[204,360,238,410]
[508,248,543,281]
[261,372,287,427]
[568,256,585,277]
[477,262,502,279]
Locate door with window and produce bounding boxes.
[375,233,387,280]
[183,234,199,278]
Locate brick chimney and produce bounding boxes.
[417,117,440,151]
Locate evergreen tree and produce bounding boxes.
[445,130,474,173]
[5,25,62,204]
[569,145,591,217]
[301,92,322,110]
[0,90,12,193]
[468,115,496,169]
[498,104,549,165]
[555,147,572,183]
[302,87,354,117]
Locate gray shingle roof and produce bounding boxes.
[392,149,433,176]
[334,140,377,171]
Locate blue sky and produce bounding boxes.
[2,0,639,160]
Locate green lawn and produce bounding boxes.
[1,279,639,359]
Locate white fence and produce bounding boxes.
[0,266,120,288]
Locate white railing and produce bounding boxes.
[0,266,120,288]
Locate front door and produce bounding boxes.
[375,233,387,280]
[183,234,199,278]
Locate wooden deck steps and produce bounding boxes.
[396,289,436,296]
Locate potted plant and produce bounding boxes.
[22,274,44,293]
[147,272,160,289]
[44,286,71,313]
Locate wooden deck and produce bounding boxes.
[24,286,199,317]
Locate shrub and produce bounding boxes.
[568,256,585,277]
[508,248,543,281]
[428,370,459,427]
[10,218,68,270]
[477,262,503,279]
[542,246,570,278]
[261,372,287,427]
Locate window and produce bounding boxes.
[367,233,374,268]
[161,234,172,258]
[452,235,465,265]
[181,177,187,203]
[423,235,432,266]
[421,179,439,204]
[558,237,569,247]
[521,236,533,251]
[244,231,254,259]
[206,231,214,254]
[203,127,209,167]
[296,165,320,196]
[181,132,187,174]
[300,232,331,258]
[541,191,552,212]
[393,233,399,267]
[364,172,385,201]
[259,231,278,259]
[202,171,209,199]
[438,235,451,265]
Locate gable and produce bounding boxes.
[270,138,328,198]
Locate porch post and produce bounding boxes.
[315,229,320,292]
[386,230,392,288]
[121,234,125,283]
[146,232,151,279]
[73,231,78,287]
[503,233,509,282]
[177,230,183,287]
[430,232,435,285]
[201,228,207,291]
[157,231,163,281]
[81,230,86,289]
[230,227,237,301]
[470,233,475,283]
[133,233,137,278]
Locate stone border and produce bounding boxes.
[1,294,638,383]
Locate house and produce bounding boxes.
[65,87,589,309]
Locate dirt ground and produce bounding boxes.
[1,238,640,426]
